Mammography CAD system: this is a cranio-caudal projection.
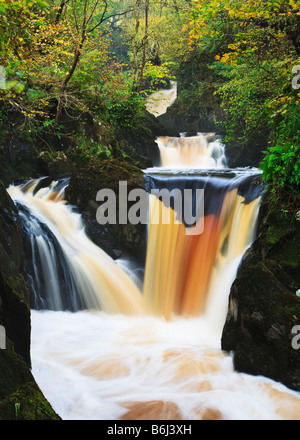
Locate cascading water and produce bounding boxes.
[156,133,227,169]
[9,179,144,315]
[7,134,300,420]
[143,171,262,329]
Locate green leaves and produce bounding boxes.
[260,96,300,194]
[33,0,49,9]
[260,142,300,192]
[187,0,300,196]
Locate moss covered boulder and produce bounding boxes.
[221,192,300,391]
[0,351,60,420]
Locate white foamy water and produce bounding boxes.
[8,175,300,421]
[31,310,300,421]
[156,134,227,169]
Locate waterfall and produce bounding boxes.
[8,178,144,315]
[6,137,300,420]
[143,171,262,329]
[156,133,227,169]
[8,169,263,326]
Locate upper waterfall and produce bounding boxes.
[156,133,227,169]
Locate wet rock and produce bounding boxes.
[65,159,147,262]
[222,193,300,391]
[0,181,30,364]
[0,182,60,419]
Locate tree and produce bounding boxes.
[188,0,300,195]
[0,0,49,112]
[53,0,133,123]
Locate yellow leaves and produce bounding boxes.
[23,108,46,119]
[220,53,230,64]
[61,51,74,57]
[40,98,49,106]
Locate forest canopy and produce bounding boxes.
[0,0,299,197]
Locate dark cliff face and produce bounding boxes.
[156,89,267,169]
[0,182,60,420]
[65,159,147,264]
[221,192,300,391]
[157,92,226,137]
[0,181,30,365]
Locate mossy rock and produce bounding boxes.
[221,191,300,391]
[0,182,31,365]
[0,182,60,420]
[0,347,60,420]
[0,381,60,420]
[65,159,147,261]
[65,159,144,209]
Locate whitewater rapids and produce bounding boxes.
[31,309,300,421]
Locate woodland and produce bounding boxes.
[0,0,299,200]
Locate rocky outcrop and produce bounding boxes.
[113,108,170,168]
[65,159,147,262]
[157,91,226,137]
[156,87,268,169]
[0,104,170,188]
[222,192,300,391]
[0,181,60,420]
[0,181,31,365]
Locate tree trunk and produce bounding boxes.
[138,0,149,91]
[55,45,82,123]
[132,0,142,91]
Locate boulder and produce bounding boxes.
[65,159,147,262]
[222,192,300,391]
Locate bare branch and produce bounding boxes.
[82,0,88,31]
[72,0,79,33]
[87,6,133,34]
[86,0,100,26]
[64,2,78,44]
[55,0,71,23]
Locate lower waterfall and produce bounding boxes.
[7,136,300,420]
